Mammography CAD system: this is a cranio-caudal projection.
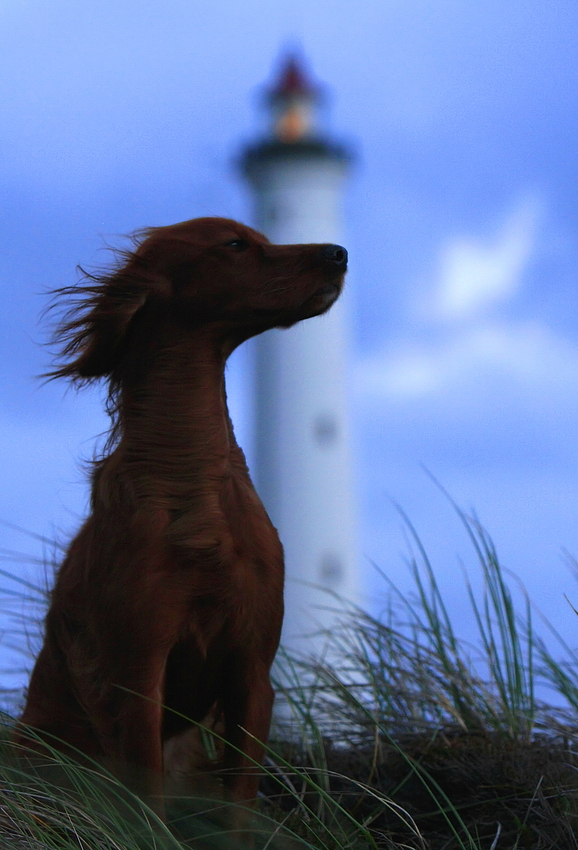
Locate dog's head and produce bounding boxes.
[50,217,347,380]
[136,217,346,327]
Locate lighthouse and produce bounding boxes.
[239,56,360,654]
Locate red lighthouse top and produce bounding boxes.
[266,55,321,142]
[240,53,351,171]
[268,55,320,102]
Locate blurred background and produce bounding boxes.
[1,0,578,683]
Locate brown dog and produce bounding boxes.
[14,217,347,822]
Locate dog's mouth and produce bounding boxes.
[303,279,342,316]
[249,275,344,329]
[314,282,340,299]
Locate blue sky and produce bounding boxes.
[1,0,578,681]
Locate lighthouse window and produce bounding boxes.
[265,204,278,224]
[319,552,344,584]
[313,413,338,446]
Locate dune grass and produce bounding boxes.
[0,508,578,848]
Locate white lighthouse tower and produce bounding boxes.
[239,56,360,654]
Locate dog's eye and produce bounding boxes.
[224,239,250,251]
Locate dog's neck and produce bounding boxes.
[115,318,240,494]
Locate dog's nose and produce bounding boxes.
[321,244,348,268]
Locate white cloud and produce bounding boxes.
[428,194,541,321]
[356,193,578,403]
[356,320,578,400]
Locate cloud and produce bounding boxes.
[426,194,541,321]
[355,319,578,400]
[355,193,578,403]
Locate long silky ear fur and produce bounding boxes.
[47,248,163,384]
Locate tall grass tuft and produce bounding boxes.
[267,504,578,847]
[1,508,578,847]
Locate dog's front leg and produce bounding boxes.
[221,664,275,841]
[93,666,167,821]
[118,690,166,819]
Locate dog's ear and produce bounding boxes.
[49,252,169,382]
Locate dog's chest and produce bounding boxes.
[223,469,283,566]
[175,483,284,658]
